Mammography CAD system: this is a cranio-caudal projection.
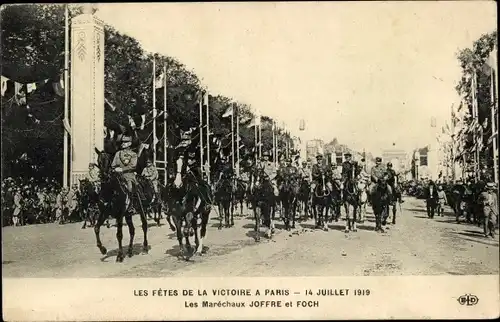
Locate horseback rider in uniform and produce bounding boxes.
[257,151,278,196]
[299,161,312,183]
[369,157,392,198]
[311,153,332,194]
[386,162,404,203]
[216,155,234,188]
[278,158,299,190]
[141,159,160,197]
[341,152,361,190]
[177,149,213,212]
[111,135,144,212]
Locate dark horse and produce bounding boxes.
[279,175,299,231]
[94,148,149,262]
[329,178,343,222]
[371,178,391,233]
[214,176,234,229]
[78,178,103,229]
[343,175,360,233]
[387,176,402,225]
[312,172,331,231]
[297,178,312,220]
[250,169,276,241]
[233,177,248,216]
[167,154,212,260]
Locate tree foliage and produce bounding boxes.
[1,4,292,181]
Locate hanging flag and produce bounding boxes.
[203,91,209,106]
[1,76,9,96]
[53,77,64,97]
[154,71,165,89]
[26,82,37,94]
[430,117,436,128]
[247,114,261,128]
[299,119,305,131]
[222,105,233,118]
[104,98,116,111]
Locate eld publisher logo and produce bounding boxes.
[457,294,479,306]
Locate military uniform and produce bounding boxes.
[55,188,69,223]
[341,160,360,184]
[111,145,138,193]
[386,164,403,202]
[369,160,392,196]
[311,156,332,192]
[12,190,22,226]
[478,183,498,237]
[142,163,159,194]
[298,165,312,182]
[67,185,79,214]
[258,158,279,196]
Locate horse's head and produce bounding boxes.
[95,148,111,177]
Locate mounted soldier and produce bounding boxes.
[278,158,299,187]
[141,159,160,197]
[258,151,278,196]
[341,152,361,188]
[215,155,234,188]
[311,153,332,192]
[370,157,392,198]
[386,162,404,204]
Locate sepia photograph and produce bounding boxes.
[1,1,499,320]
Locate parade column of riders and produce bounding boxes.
[2,137,498,240]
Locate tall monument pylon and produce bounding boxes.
[70,7,105,184]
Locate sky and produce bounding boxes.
[96,1,496,157]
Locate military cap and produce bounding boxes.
[121,136,132,142]
[316,153,323,158]
[375,157,382,162]
[187,151,196,158]
[387,162,392,166]
[263,151,270,157]
[486,182,497,189]
[344,152,352,157]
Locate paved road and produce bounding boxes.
[2,197,498,278]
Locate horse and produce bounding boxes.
[279,175,299,231]
[356,180,369,224]
[214,175,234,229]
[249,168,276,241]
[343,172,360,233]
[93,148,149,262]
[371,178,391,233]
[233,177,248,216]
[387,175,402,225]
[311,172,331,231]
[329,179,343,222]
[78,178,102,229]
[168,154,212,260]
[297,178,312,221]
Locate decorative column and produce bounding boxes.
[70,11,105,185]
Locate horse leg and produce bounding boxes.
[225,202,230,228]
[352,205,357,232]
[292,199,296,229]
[125,215,135,257]
[323,203,329,231]
[81,209,87,229]
[392,204,397,225]
[138,202,149,255]
[344,204,350,233]
[115,215,124,263]
[254,206,261,242]
[230,200,235,227]
[218,203,223,230]
[94,213,108,255]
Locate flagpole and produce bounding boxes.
[272,121,276,166]
[258,116,262,159]
[63,3,69,187]
[231,105,235,172]
[490,51,498,183]
[205,91,211,184]
[254,119,258,164]
[163,64,167,185]
[199,92,204,178]
[472,70,479,180]
[152,57,157,168]
[236,103,240,177]
[450,103,456,181]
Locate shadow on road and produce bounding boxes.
[450,232,499,247]
[100,243,152,262]
[406,207,427,213]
